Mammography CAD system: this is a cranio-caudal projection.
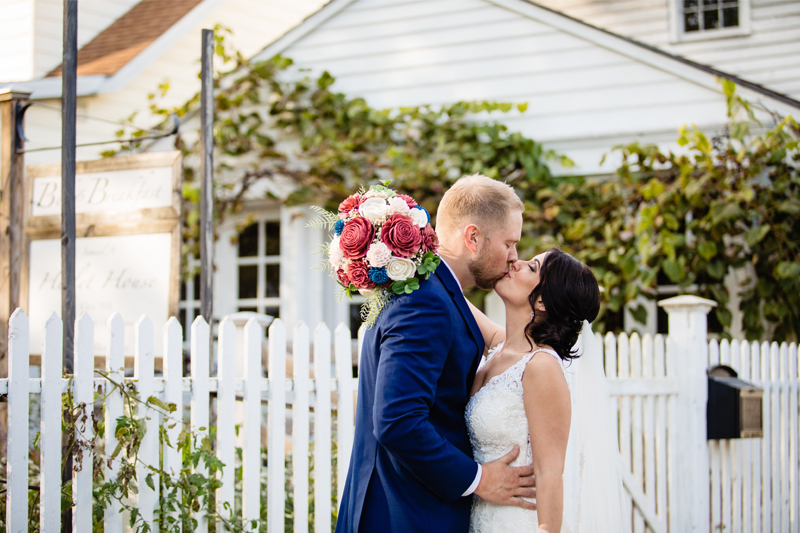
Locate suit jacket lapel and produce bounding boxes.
[435,266,486,358]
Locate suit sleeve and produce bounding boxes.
[372,290,479,502]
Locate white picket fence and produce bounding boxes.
[2,295,799,532]
[1,309,358,533]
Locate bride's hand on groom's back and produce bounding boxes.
[473,445,537,510]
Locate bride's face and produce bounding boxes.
[494,251,549,307]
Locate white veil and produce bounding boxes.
[561,321,630,533]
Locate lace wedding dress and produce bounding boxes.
[466,322,630,533]
[465,344,562,532]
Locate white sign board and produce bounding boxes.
[28,234,172,357]
[24,152,182,359]
[30,167,174,216]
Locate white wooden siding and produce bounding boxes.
[0,0,35,82]
[534,0,800,99]
[277,0,740,175]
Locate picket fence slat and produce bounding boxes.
[771,343,781,532]
[191,316,211,533]
[790,342,799,533]
[617,333,633,523]
[780,343,791,531]
[641,333,656,532]
[760,341,771,533]
[739,341,752,533]
[162,317,183,528]
[6,309,29,532]
[242,318,263,530]
[217,318,237,531]
[314,323,333,533]
[40,313,62,533]
[135,316,158,525]
[653,334,668,525]
[103,314,124,531]
[629,332,644,533]
[335,323,355,504]
[73,314,94,531]
[720,340,732,533]
[729,340,741,533]
[293,322,311,533]
[268,319,287,533]
[751,341,763,533]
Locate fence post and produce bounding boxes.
[659,295,716,532]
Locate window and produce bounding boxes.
[236,220,281,323]
[178,254,201,348]
[683,0,739,33]
[671,0,749,42]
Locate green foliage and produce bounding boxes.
[118,29,798,340]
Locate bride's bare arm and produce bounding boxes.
[467,300,505,353]
[522,354,571,532]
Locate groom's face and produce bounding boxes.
[468,209,522,290]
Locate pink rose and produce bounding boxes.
[421,225,439,254]
[339,216,375,259]
[339,194,363,215]
[397,194,417,208]
[337,268,351,286]
[347,260,376,290]
[381,214,422,258]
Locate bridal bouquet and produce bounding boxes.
[312,183,441,327]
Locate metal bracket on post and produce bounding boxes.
[659,295,717,533]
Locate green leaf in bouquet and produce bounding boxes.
[417,252,441,278]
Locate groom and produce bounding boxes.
[336,175,536,533]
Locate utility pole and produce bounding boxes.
[61,1,78,531]
[0,88,31,459]
[199,29,214,333]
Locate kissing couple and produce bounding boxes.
[335,174,629,533]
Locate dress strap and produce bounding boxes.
[521,348,562,367]
[486,342,504,361]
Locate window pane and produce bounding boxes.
[238,306,257,313]
[350,303,364,339]
[238,223,259,257]
[265,222,280,256]
[265,264,280,298]
[193,274,200,301]
[723,6,738,27]
[685,12,700,31]
[239,265,258,299]
[684,0,698,8]
[702,0,718,6]
[179,309,187,333]
[265,306,280,319]
[180,279,187,301]
[704,7,720,29]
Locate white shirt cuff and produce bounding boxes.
[462,464,482,496]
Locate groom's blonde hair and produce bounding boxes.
[436,174,523,238]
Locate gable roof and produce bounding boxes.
[48,0,202,78]
[252,0,800,112]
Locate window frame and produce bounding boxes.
[669,0,751,43]
[235,216,282,318]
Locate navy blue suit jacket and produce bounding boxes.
[335,265,486,533]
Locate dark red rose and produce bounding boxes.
[397,194,417,208]
[339,194,363,214]
[347,260,376,290]
[381,214,422,258]
[337,268,351,286]
[339,216,374,259]
[421,225,439,254]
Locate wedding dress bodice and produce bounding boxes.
[465,344,564,533]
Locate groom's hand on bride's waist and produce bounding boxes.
[473,445,537,510]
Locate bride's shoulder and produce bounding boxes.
[522,347,566,379]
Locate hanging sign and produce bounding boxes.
[24,151,182,359]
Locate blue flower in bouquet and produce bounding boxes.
[334,219,345,236]
[369,267,390,284]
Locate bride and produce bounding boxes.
[466,248,629,532]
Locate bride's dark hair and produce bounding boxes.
[525,248,600,361]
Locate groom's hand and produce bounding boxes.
[474,445,537,510]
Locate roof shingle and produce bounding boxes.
[48,0,202,77]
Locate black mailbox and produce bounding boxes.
[707,365,763,440]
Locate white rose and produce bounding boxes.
[366,242,392,268]
[408,208,428,228]
[359,197,388,223]
[328,237,344,269]
[358,288,380,298]
[364,189,389,199]
[387,196,410,216]
[386,257,416,281]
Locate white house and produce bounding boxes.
[2,0,799,343]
